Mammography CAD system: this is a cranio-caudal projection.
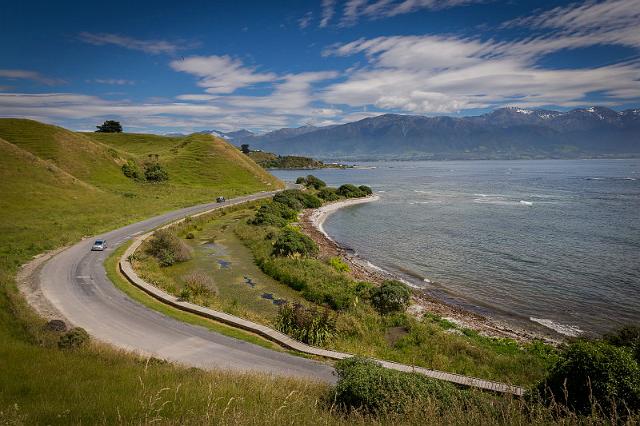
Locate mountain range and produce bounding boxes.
[217,106,640,160]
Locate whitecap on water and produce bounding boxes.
[519,200,533,206]
[530,317,583,337]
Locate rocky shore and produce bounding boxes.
[299,196,559,345]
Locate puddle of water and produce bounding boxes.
[261,293,286,305]
[243,276,256,287]
[200,241,228,256]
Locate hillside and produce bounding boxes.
[0,119,288,422]
[237,107,640,160]
[246,151,325,169]
[0,119,281,257]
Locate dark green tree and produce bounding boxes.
[95,120,123,133]
[272,229,318,258]
[241,144,250,154]
[370,280,411,315]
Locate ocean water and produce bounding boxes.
[272,160,640,337]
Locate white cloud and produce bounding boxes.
[0,69,65,85]
[221,71,338,114]
[92,79,135,85]
[78,32,197,55]
[319,0,336,27]
[170,55,277,94]
[339,0,483,26]
[497,0,640,55]
[298,11,313,29]
[502,0,640,33]
[323,32,640,113]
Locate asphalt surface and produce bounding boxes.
[39,191,336,383]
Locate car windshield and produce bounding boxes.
[94,240,103,245]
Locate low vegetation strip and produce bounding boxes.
[119,199,525,396]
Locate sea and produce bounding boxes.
[272,159,640,337]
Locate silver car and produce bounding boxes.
[91,239,107,251]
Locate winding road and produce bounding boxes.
[36,191,336,383]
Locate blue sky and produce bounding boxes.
[1,0,639,133]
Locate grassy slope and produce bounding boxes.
[0,119,345,423]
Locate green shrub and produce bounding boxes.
[303,175,326,189]
[358,185,373,195]
[317,187,340,201]
[273,190,322,211]
[275,303,335,346]
[370,280,411,315]
[272,229,318,258]
[185,232,195,239]
[537,340,640,415]
[182,271,215,298]
[146,229,192,266]
[144,162,169,182]
[331,357,458,414]
[328,257,350,272]
[178,287,192,301]
[121,160,141,180]
[58,327,90,349]
[251,202,298,226]
[337,184,365,198]
[604,325,640,363]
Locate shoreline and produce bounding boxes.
[300,195,560,345]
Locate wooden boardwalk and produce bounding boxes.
[119,200,525,397]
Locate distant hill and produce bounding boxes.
[196,128,255,140]
[246,151,327,169]
[234,107,640,160]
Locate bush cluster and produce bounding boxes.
[146,229,192,266]
[275,302,336,346]
[296,175,326,190]
[273,189,322,210]
[331,357,458,414]
[144,163,169,182]
[121,159,169,183]
[272,228,318,258]
[604,325,640,363]
[537,339,640,416]
[121,160,141,180]
[337,184,373,198]
[317,187,340,201]
[58,327,90,349]
[251,202,298,227]
[370,280,411,315]
[179,272,215,304]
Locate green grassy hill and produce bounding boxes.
[0,119,281,259]
[0,119,307,423]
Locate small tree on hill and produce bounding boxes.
[95,120,123,133]
[241,144,250,154]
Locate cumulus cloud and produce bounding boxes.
[0,69,65,85]
[78,32,197,55]
[170,55,277,94]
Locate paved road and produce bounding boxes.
[39,191,336,383]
